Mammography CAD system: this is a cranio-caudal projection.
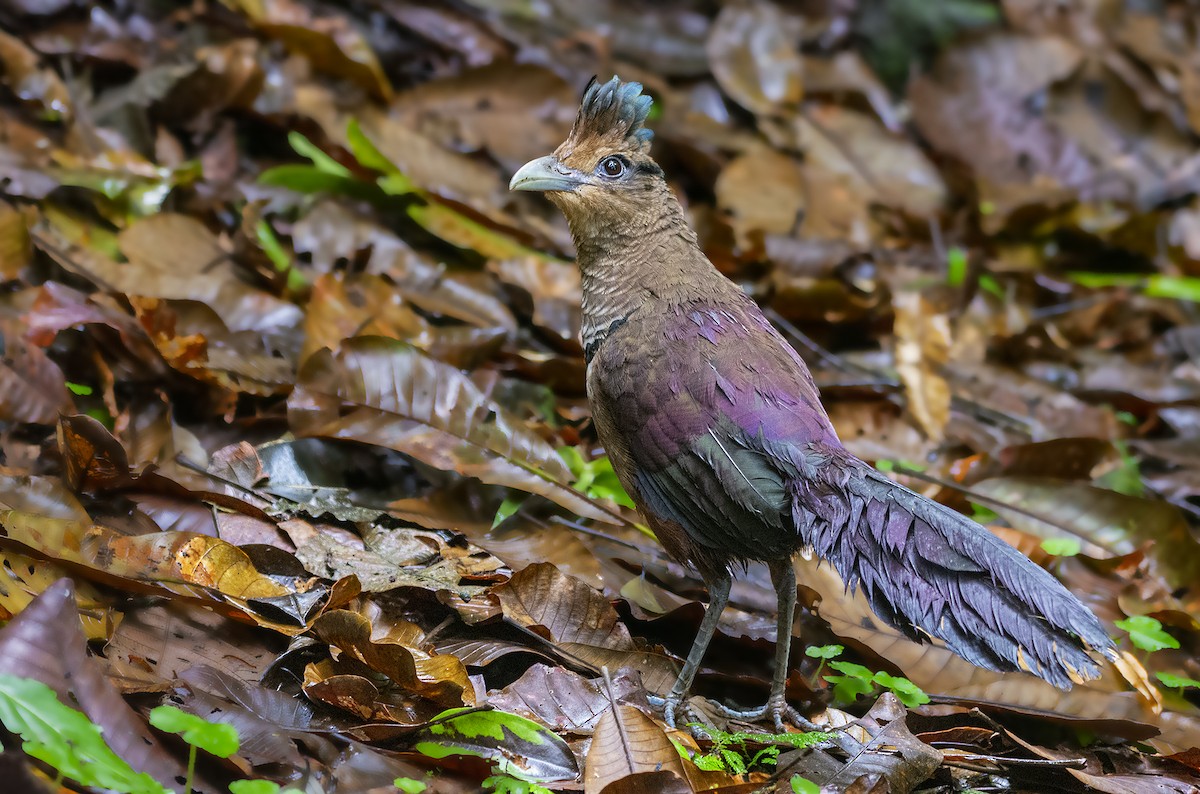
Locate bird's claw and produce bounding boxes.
[647,694,721,739]
[710,696,820,734]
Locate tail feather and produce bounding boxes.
[794,449,1117,689]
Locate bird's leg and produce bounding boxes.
[655,568,732,729]
[715,559,821,733]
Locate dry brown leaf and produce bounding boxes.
[706,0,803,115]
[289,336,620,523]
[584,704,689,794]
[892,290,952,441]
[311,608,475,707]
[485,663,643,735]
[495,563,633,649]
[392,63,576,172]
[972,476,1200,590]
[231,0,392,100]
[0,29,70,120]
[0,580,194,791]
[302,271,431,363]
[104,601,276,692]
[0,510,288,596]
[715,146,805,252]
[0,335,72,424]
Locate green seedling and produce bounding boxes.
[825,661,930,708]
[1115,615,1179,653]
[1154,672,1200,692]
[149,704,238,794]
[229,781,304,794]
[804,644,843,686]
[791,775,820,794]
[0,675,167,794]
[1040,537,1081,557]
[481,774,552,793]
[558,447,636,509]
[687,728,828,776]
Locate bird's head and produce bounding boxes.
[510,76,665,236]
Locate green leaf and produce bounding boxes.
[872,672,930,707]
[748,745,780,768]
[977,273,1004,299]
[65,382,93,396]
[828,661,873,680]
[946,246,968,286]
[258,165,375,199]
[1155,672,1200,690]
[1096,440,1144,498]
[415,707,576,783]
[149,705,240,758]
[0,674,169,794]
[825,674,875,705]
[288,131,350,176]
[1115,615,1179,653]
[480,773,552,793]
[394,777,429,793]
[804,644,843,660]
[344,119,418,195]
[230,781,282,794]
[556,448,636,509]
[968,501,999,523]
[345,119,397,174]
[1040,537,1081,557]
[826,661,876,705]
[492,494,526,528]
[692,753,726,771]
[720,746,747,776]
[1069,272,1200,303]
[255,219,291,273]
[791,776,820,794]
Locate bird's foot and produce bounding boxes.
[711,696,820,734]
[646,694,721,739]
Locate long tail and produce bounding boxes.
[793,446,1117,688]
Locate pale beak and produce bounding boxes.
[509,155,587,193]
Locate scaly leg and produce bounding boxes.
[716,559,820,732]
[657,568,732,729]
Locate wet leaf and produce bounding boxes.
[289,336,620,523]
[413,706,578,783]
[0,580,191,790]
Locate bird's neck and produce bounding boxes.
[567,189,723,357]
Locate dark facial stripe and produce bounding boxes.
[635,161,664,179]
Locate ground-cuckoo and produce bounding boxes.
[510,77,1118,730]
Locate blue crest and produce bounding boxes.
[572,76,655,148]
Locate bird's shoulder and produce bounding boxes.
[586,291,840,459]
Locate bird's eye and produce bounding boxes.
[598,156,626,178]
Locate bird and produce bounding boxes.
[509,76,1118,731]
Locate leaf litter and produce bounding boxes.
[0,0,1198,792]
